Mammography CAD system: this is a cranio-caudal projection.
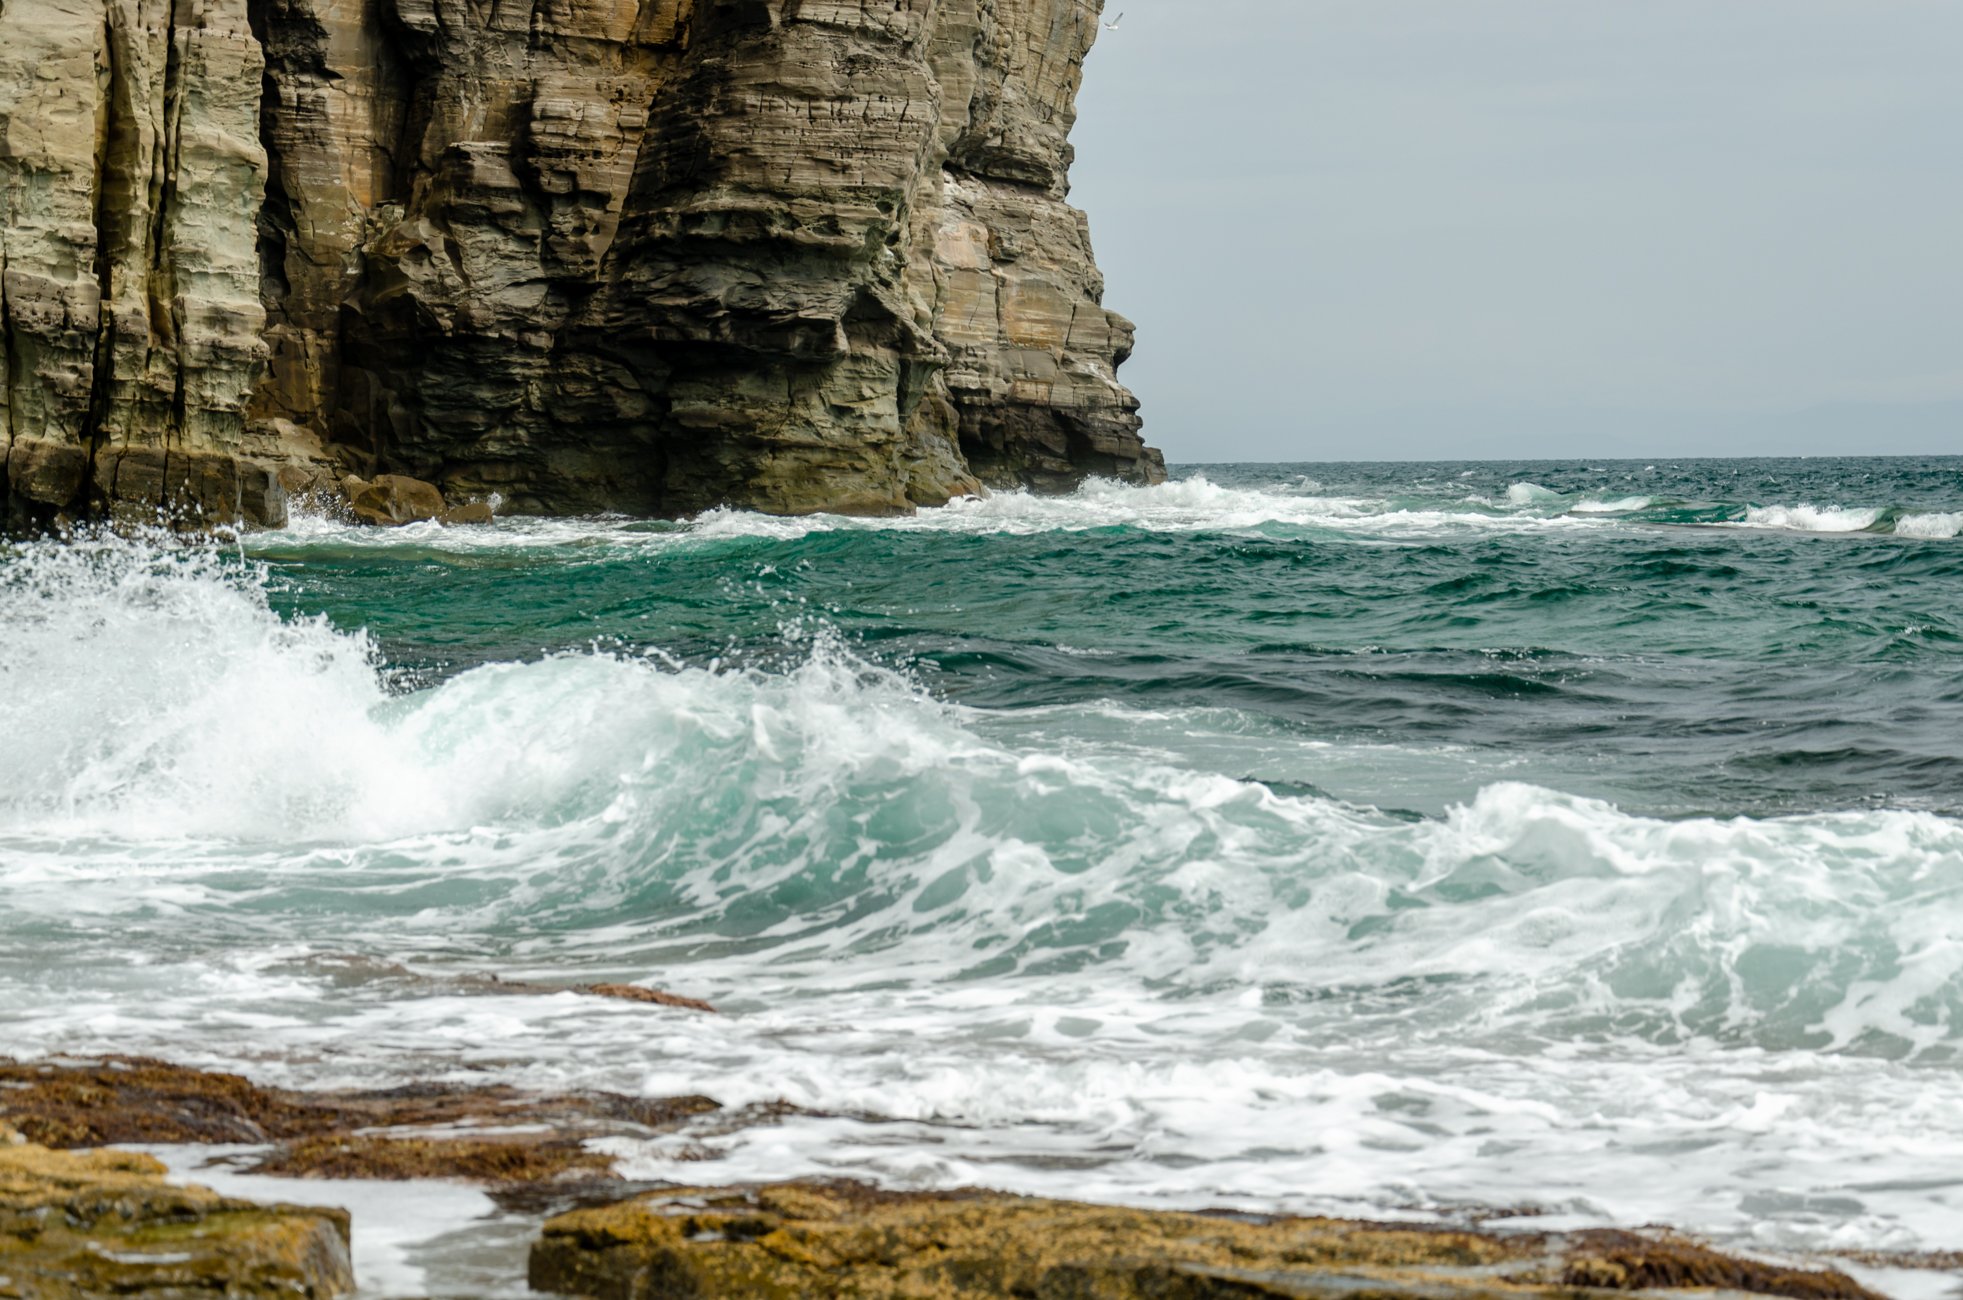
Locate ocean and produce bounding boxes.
[3,457,1961,1294]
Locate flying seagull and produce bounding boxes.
[1103,11,1125,30]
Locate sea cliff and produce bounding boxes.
[0,0,1161,533]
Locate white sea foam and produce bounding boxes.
[7,535,1963,1274]
[683,477,1569,540]
[147,1148,519,1299]
[1571,496,1652,514]
[1741,504,1886,534]
[1895,512,1963,540]
[1505,482,1565,507]
[241,476,1963,554]
[241,476,1617,555]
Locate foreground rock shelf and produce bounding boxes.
[0,1058,1904,1300]
[530,1183,1886,1300]
[0,1055,719,1188]
[0,1124,353,1299]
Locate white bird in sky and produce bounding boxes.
[1103,11,1125,30]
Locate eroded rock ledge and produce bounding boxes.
[0,1123,355,1299]
[0,1059,1899,1300]
[529,1184,1889,1300]
[0,0,1162,535]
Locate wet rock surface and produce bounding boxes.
[0,0,1160,534]
[344,473,451,527]
[0,1061,1902,1300]
[0,1122,354,1298]
[0,1057,719,1181]
[529,1184,1890,1300]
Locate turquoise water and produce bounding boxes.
[3,458,1962,1288]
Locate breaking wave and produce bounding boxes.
[4,535,1961,1064]
[1741,504,1887,534]
[5,465,1963,1271]
[258,471,1963,550]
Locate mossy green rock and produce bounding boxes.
[529,1183,1882,1300]
[0,1124,354,1298]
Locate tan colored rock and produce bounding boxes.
[440,501,497,526]
[347,473,446,527]
[0,1055,721,1157]
[247,1133,616,1185]
[0,0,280,533]
[1,0,1158,533]
[528,1183,1886,1300]
[0,1122,355,1298]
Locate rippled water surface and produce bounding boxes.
[3,458,1961,1290]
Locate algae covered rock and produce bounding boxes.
[249,1133,616,1184]
[0,1124,354,1298]
[0,1056,720,1198]
[528,1183,1886,1300]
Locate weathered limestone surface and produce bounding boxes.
[528,1183,1887,1300]
[0,1123,355,1298]
[0,0,1159,531]
[0,0,278,533]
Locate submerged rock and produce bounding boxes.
[579,983,718,1013]
[0,0,1160,534]
[0,1123,354,1298]
[528,1183,1887,1300]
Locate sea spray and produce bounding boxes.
[4,459,1963,1276]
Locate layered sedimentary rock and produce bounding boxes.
[0,0,1160,531]
[0,0,278,532]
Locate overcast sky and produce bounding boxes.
[1068,1,1963,464]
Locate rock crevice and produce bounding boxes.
[0,0,1159,531]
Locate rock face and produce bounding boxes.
[0,0,1160,533]
[528,1183,1887,1300]
[0,1123,355,1298]
[0,0,279,534]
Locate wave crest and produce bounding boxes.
[4,537,1962,1060]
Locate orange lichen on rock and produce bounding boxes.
[0,1122,355,1298]
[0,1056,718,1153]
[1562,1233,1885,1299]
[0,1057,721,1197]
[0,1056,327,1148]
[530,1183,1887,1300]
[250,1134,617,1184]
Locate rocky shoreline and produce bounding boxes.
[0,1122,355,1299]
[0,1056,1914,1300]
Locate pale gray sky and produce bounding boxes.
[1069,1,1963,463]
